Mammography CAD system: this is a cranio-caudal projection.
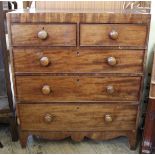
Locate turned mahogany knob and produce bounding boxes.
[38,30,48,40]
[109,30,118,40]
[42,85,51,95]
[106,85,114,94]
[105,114,113,122]
[44,114,54,123]
[40,57,50,67]
[107,57,117,66]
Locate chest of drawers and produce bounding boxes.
[7,10,150,149]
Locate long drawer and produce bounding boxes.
[13,48,144,74]
[80,24,147,47]
[16,76,141,102]
[18,103,137,131]
[11,24,77,46]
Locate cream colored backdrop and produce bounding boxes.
[147,0,155,73]
[35,1,125,12]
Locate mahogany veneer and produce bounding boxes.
[16,76,141,102]
[11,24,77,46]
[80,24,147,47]
[18,103,137,131]
[13,49,144,74]
[7,9,150,149]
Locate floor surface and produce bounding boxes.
[0,127,139,154]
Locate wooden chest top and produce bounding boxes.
[7,9,150,24]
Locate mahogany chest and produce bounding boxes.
[7,10,150,148]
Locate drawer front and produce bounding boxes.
[11,24,76,46]
[80,24,147,47]
[16,76,141,102]
[13,48,144,74]
[18,103,137,131]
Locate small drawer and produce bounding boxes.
[13,48,144,74]
[18,103,137,131]
[11,24,77,46]
[80,24,147,47]
[16,76,141,102]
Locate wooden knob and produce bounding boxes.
[106,85,114,94]
[105,114,113,122]
[40,57,50,67]
[38,30,48,40]
[109,30,118,40]
[44,114,54,123]
[42,85,51,95]
[107,57,117,66]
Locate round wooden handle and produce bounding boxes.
[109,30,118,40]
[105,114,113,122]
[106,85,114,94]
[42,85,51,95]
[44,114,53,123]
[38,30,48,40]
[107,57,117,66]
[40,57,50,67]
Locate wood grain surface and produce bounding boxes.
[80,24,147,47]
[11,24,76,46]
[16,76,141,102]
[13,48,144,74]
[7,11,151,24]
[18,103,137,131]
